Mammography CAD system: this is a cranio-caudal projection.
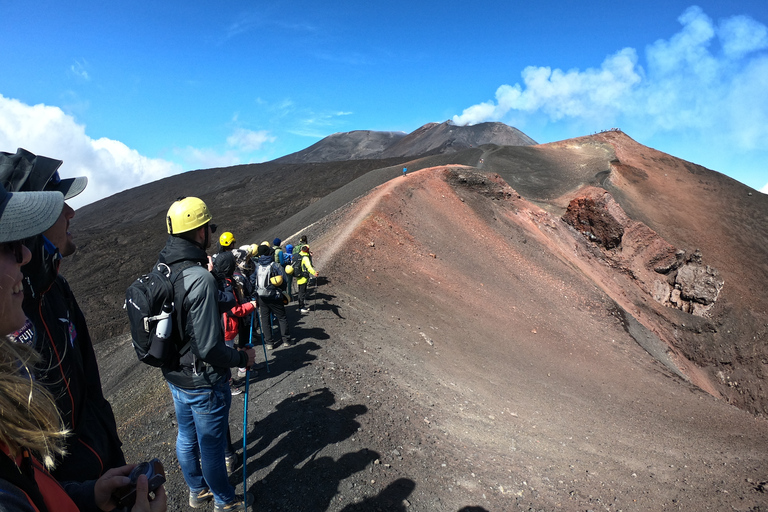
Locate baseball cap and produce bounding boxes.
[0,182,64,243]
[0,148,88,199]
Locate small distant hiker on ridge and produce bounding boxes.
[403,167,407,177]
[295,244,319,314]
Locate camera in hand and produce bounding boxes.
[113,458,166,509]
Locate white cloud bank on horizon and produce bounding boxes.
[453,6,768,192]
[0,95,277,208]
[0,94,184,209]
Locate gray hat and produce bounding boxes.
[0,182,64,243]
[0,148,87,200]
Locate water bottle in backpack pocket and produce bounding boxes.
[125,261,192,367]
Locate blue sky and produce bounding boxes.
[1,1,766,208]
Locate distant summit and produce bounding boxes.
[380,121,537,158]
[274,121,536,163]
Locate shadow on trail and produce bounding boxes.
[242,387,391,510]
[338,478,415,511]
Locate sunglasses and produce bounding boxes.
[1,240,25,264]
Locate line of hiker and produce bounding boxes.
[0,147,322,512]
[130,200,321,511]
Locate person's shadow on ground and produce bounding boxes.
[239,387,386,510]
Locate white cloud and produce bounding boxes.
[719,14,768,58]
[227,128,275,152]
[452,7,768,188]
[0,94,182,208]
[761,182,768,194]
[69,60,91,81]
[453,48,642,126]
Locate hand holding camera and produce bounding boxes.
[96,459,167,512]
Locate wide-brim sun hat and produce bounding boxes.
[47,173,88,200]
[0,183,64,243]
[0,148,88,199]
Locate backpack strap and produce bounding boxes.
[0,450,49,512]
[166,260,200,360]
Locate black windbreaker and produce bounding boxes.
[157,236,248,389]
[20,235,125,485]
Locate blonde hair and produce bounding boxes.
[0,336,68,467]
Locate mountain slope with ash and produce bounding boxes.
[101,164,768,511]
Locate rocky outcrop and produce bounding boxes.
[657,249,724,316]
[563,187,724,317]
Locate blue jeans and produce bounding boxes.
[168,379,235,505]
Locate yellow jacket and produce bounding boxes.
[296,252,317,285]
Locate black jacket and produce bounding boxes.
[158,236,248,389]
[20,235,125,484]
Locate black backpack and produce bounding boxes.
[124,261,195,367]
[291,254,309,279]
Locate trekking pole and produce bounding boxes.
[313,275,318,320]
[242,334,254,507]
[255,309,270,373]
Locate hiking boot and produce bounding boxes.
[214,493,254,512]
[237,368,247,378]
[300,308,310,313]
[225,453,239,474]
[189,488,214,508]
[230,386,242,396]
[265,343,274,350]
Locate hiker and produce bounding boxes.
[252,243,291,349]
[292,235,309,260]
[160,197,255,511]
[0,149,126,483]
[212,231,237,268]
[272,237,288,266]
[295,244,319,314]
[0,183,167,512]
[283,243,294,301]
[215,249,257,395]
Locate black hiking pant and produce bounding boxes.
[297,282,309,309]
[258,298,290,346]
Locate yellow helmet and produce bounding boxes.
[250,244,258,257]
[285,264,294,275]
[270,275,284,287]
[167,197,212,235]
[219,232,236,247]
[261,240,270,247]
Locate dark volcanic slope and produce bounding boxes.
[273,130,406,164]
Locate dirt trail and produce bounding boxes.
[316,175,402,268]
